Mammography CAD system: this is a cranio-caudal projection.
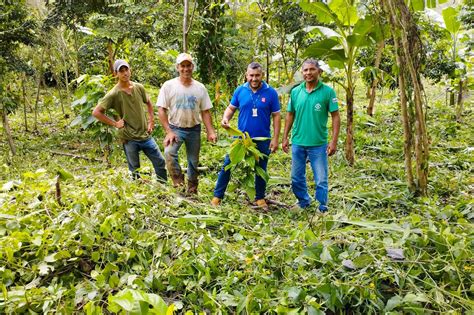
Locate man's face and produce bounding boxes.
[302,63,321,84]
[246,67,263,90]
[177,61,194,79]
[115,66,131,82]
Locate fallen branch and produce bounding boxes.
[49,150,102,162]
[183,166,208,172]
[267,199,290,208]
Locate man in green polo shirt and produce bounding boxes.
[282,59,340,212]
[92,59,167,182]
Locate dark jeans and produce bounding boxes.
[164,124,201,187]
[123,137,167,182]
[291,143,328,210]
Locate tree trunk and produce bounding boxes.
[51,71,65,115]
[449,91,455,106]
[73,29,80,78]
[22,74,29,132]
[367,40,384,116]
[34,48,46,131]
[382,0,429,196]
[1,109,16,156]
[456,80,464,122]
[107,41,115,75]
[266,47,270,84]
[183,0,189,53]
[345,89,355,166]
[64,68,70,103]
[393,39,415,192]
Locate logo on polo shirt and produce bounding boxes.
[261,97,266,103]
[314,103,322,111]
[332,97,338,104]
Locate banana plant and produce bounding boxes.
[441,6,470,121]
[224,126,269,201]
[300,0,378,166]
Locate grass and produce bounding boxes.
[0,83,472,313]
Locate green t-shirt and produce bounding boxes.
[287,81,339,146]
[98,82,149,141]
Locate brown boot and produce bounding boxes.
[187,180,198,194]
[210,197,221,206]
[170,173,185,187]
[256,199,269,212]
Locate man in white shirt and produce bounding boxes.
[157,53,217,194]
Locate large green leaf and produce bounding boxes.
[304,40,347,65]
[442,7,461,35]
[108,289,168,314]
[57,168,74,181]
[427,0,436,8]
[245,154,256,169]
[328,58,346,69]
[410,0,425,11]
[347,34,372,48]
[329,0,359,26]
[304,38,340,57]
[225,126,244,137]
[353,16,375,37]
[229,142,246,165]
[255,166,269,183]
[299,2,340,25]
[312,26,342,38]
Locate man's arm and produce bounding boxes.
[270,112,281,153]
[92,105,124,129]
[327,110,340,156]
[145,96,154,133]
[201,109,217,143]
[221,105,237,129]
[157,107,178,146]
[282,112,294,153]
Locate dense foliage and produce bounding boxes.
[1,81,472,313]
[0,0,472,313]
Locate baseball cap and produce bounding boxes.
[113,59,130,72]
[176,53,194,65]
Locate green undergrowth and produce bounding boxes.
[0,88,473,314]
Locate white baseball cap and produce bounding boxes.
[113,59,130,72]
[176,53,194,65]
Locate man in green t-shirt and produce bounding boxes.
[282,59,340,212]
[92,59,167,182]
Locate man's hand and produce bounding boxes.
[221,118,230,129]
[207,130,217,143]
[115,119,125,129]
[163,131,178,147]
[270,137,279,153]
[147,121,154,134]
[327,141,337,156]
[282,138,290,153]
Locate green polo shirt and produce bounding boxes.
[287,81,339,146]
[98,82,149,141]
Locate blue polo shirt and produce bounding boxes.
[230,81,280,138]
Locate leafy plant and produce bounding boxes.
[223,126,269,200]
[70,74,114,151]
[300,0,378,165]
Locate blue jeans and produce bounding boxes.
[122,137,167,182]
[164,125,201,188]
[291,144,328,210]
[214,140,270,200]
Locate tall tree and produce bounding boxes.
[381,0,430,196]
[0,0,37,156]
[183,0,189,52]
[300,1,377,165]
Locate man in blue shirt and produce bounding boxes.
[211,62,281,210]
